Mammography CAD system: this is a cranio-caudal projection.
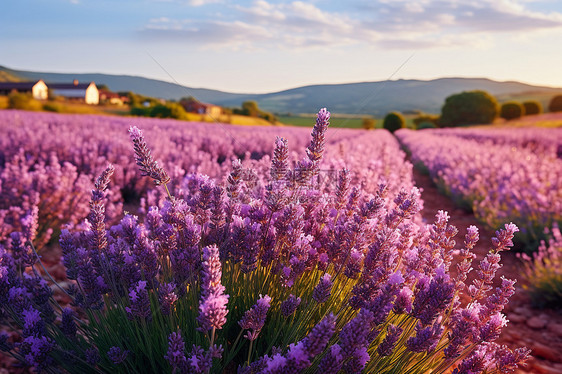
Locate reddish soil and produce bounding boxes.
[414,167,562,374]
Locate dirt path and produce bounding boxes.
[413,167,562,374]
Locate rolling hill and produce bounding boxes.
[1,65,560,115]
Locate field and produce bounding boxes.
[278,114,417,129]
[1,109,561,373]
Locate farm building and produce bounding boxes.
[49,80,99,104]
[99,89,129,106]
[0,80,48,100]
[180,97,222,117]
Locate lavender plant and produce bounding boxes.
[0,109,529,373]
[519,223,562,308]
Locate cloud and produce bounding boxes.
[140,0,562,50]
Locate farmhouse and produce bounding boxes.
[49,80,99,104]
[180,97,222,117]
[0,80,48,100]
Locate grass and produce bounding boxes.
[278,114,416,129]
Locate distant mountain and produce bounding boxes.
[2,65,560,115]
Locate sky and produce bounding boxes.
[1,0,562,93]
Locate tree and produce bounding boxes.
[439,90,498,127]
[241,101,260,117]
[522,101,542,116]
[548,95,562,112]
[500,102,524,120]
[383,112,405,133]
[362,117,376,130]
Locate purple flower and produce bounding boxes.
[411,270,455,326]
[406,322,443,353]
[60,307,77,338]
[479,312,508,342]
[312,273,332,304]
[107,346,129,365]
[377,325,403,357]
[239,295,271,341]
[444,305,481,359]
[129,126,170,186]
[158,282,178,316]
[271,137,289,181]
[339,308,374,359]
[22,307,44,337]
[125,280,152,321]
[303,313,337,357]
[165,331,188,373]
[280,294,301,318]
[317,344,344,374]
[197,245,229,332]
[18,335,55,370]
[85,347,100,366]
[306,108,330,165]
[494,345,531,373]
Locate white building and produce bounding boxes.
[0,80,48,100]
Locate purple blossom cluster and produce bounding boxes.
[397,127,562,245]
[0,108,529,373]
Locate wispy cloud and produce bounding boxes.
[140,0,562,50]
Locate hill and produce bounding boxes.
[0,65,248,104]
[2,65,560,115]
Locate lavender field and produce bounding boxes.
[397,126,562,249]
[1,109,557,373]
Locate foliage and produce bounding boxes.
[413,114,439,128]
[439,91,498,127]
[0,109,529,373]
[519,223,562,308]
[416,122,437,130]
[500,102,524,121]
[383,112,405,133]
[522,101,542,116]
[233,101,277,123]
[362,117,376,130]
[548,95,562,112]
[8,92,42,111]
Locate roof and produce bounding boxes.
[0,81,43,90]
[49,82,94,90]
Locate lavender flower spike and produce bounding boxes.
[129,126,170,186]
[239,295,272,341]
[306,108,330,164]
[197,245,229,332]
[312,273,333,304]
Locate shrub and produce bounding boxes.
[383,111,405,133]
[522,101,542,116]
[8,92,42,111]
[500,102,524,120]
[548,95,562,112]
[417,121,437,130]
[0,109,529,373]
[519,223,562,308]
[362,117,376,130]
[43,102,63,112]
[413,114,439,128]
[440,90,498,127]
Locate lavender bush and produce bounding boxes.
[519,223,562,308]
[0,109,528,373]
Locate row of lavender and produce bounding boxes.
[0,109,528,373]
[0,110,414,248]
[397,127,562,248]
